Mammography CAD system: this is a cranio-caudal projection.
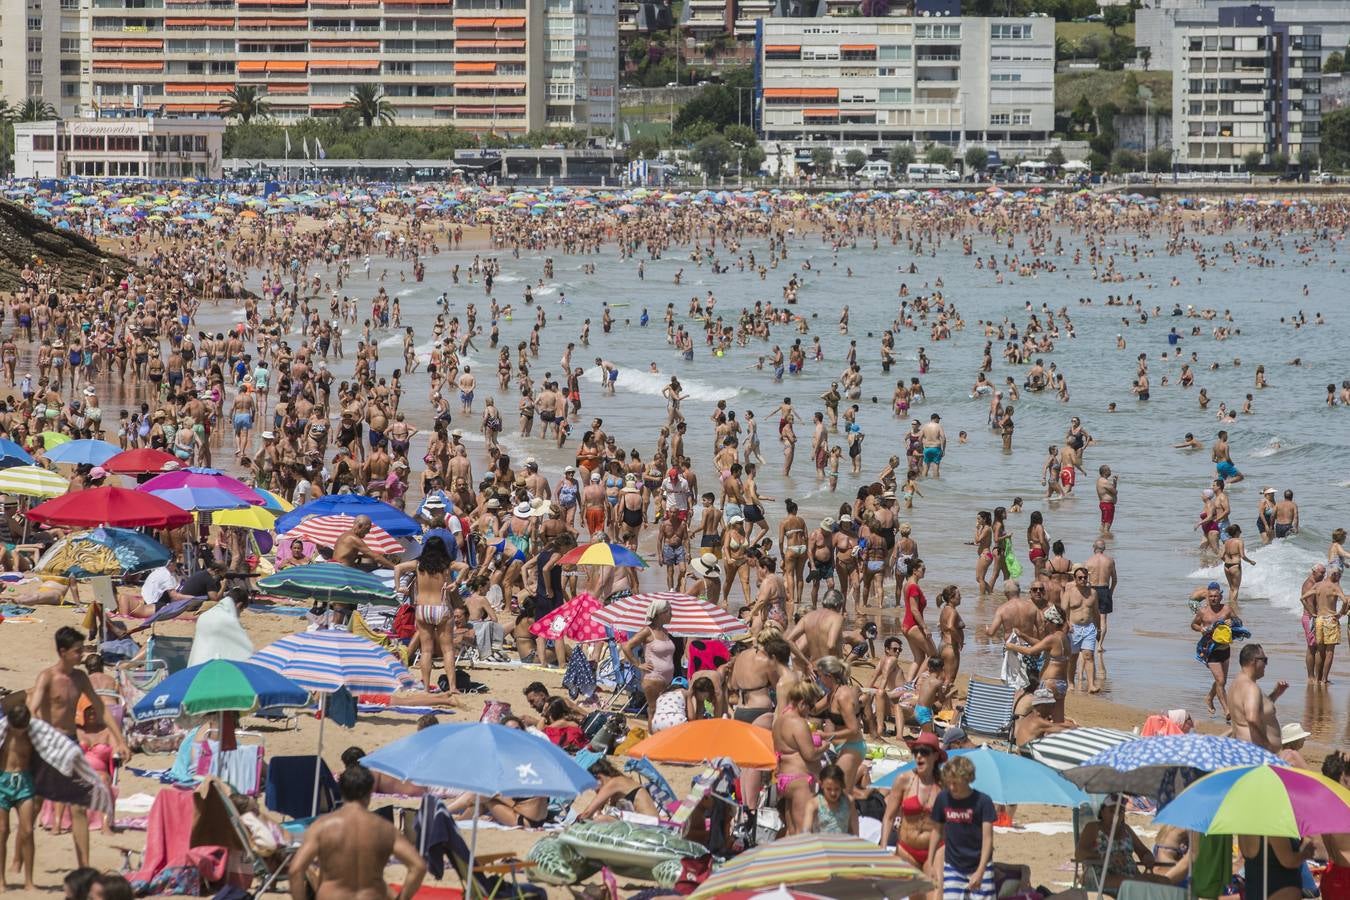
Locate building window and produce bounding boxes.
[877,45,910,61]
[60,37,79,52]
[915,23,959,40]
[990,24,1031,41]
[27,16,42,30]
[990,73,1021,82]
[1012,108,1032,125]
[28,59,43,75]
[990,112,1010,125]
[28,37,43,54]
[106,135,139,151]
[878,87,911,104]
[32,134,55,150]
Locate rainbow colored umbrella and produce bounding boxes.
[1155,764,1350,837]
[131,659,310,721]
[557,541,646,568]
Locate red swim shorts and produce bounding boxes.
[1099,502,1115,525]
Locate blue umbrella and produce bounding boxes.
[34,526,170,577]
[874,746,1089,806]
[0,438,35,468]
[131,659,311,721]
[274,494,420,536]
[1064,734,1285,797]
[45,439,124,466]
[145,486,250,511]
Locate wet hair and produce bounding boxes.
[339,763,375,802]
[1240,643,1264,666]
[785,499,798,514]
[55,626,84,653]
[340,746,367,768]
[1334,528,1347,544]
[64,867,101,900]
[938,585,959,605]
[416,714,440,731]
[95,875,134,900]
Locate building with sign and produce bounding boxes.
[1,0,618,132]
[11,114,226,179]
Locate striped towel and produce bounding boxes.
[0,716,112,815]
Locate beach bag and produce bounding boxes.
[650,690,688,734]
[1212,623,1233,644]
[1004,544,1023,579]
[391,602,416,640]
[479,700,511,724]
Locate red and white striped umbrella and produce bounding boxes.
[591,591,748,639]
[279,514,404,556]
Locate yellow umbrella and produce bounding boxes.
[206,506,277,530]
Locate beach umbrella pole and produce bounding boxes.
[312,693,328,817]
[466,794,481,900]
[1095,801,1122,900]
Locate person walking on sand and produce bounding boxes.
[1228,643,1287,751]
[287,764,426,900]
[0,696,37,892]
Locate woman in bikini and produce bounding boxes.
[779,499,809,615]
[1221,523,1256,608]
[728,629,792,826]
[748,552,788,636]
[881,730,944,869]
[621,597,677,725]
[987,506,1011,593]
[773,678,824,835]
[973,511,995,595]
[901,558,938,685]
[575,758,658,820]
[721,516,753,610]
[393,536,459,694]
[815,656,867,792]
[937,585,965,685]
[1006,605,1072,721]
[1026,510,1050,579]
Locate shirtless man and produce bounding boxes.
[1095,465,1118,534]
[1063,567,1101,693]
[805,518,836,609]
[1227,643,1286,751]
[1273,489,1299,539]
[28,627,130,868]
[785,590,847,664]
[287,765,425,900]
[919,413,946,477]
[1211,429,1243,484]
[1083,540,1117,655]
[1300,564,1327,681]
[1302,570,1346,685]
[331,516,398,569]
[457,367,476,415]
[985,582,1045,691]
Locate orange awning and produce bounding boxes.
[239,16,306,25]
[311,58,380,68]
[268,60,308,71]
[237,60,267,72]
[311,39,379,47]
[494,16,525,26]
[495,106,525,114]
[93,60,166,71]
[496,39,525,48]
[165,103,219,112]
[456,39,495,47]
[455,61,496,73]
[165,17,207,24]
[93,38,165,49]
[803,108,839,117]
[840,43,876,51]
[266,83,309,93]
[455,16,494,26]
[309,103,345,110]
[763,87,837,99]
[764,44,800,52]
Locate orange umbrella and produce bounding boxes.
[627,718,776,768]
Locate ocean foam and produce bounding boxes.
[1189,539,1324,615]
[580,365,740,402]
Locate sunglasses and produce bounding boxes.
[913,747,936,757]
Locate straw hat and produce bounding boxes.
[689,553,720,579]
[1281,722,1311,745]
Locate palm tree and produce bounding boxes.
[344,84,396,128]
[14,98,56,122]
[0,100,12,122]
[219,85,270,124]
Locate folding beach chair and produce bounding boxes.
[191,776,276,892]
[959,675,1017,745]
[145,634,194,675]
[596,627,645,715]
[264,756,339,820]
[623,757,679,814]
[413,795,545,899]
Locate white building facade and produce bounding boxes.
[12,114,226,179]
[754,15,1055,153]
[1173,5,1322,169]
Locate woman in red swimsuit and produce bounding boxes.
[881,730,945,868]
[901,558,937,684]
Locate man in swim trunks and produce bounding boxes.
[0,696,37,891]
[1274,489,1299,539]
[1211,429,1243,483]
[1064,567,1101,693]
[1096,465,1118,534]
[920,413,946,477]
[457,367,476,415]
[1084,539,1118,656]
[1302,569,1346,685]
[806,518,837,608]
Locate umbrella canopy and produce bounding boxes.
[0,465,70,498]
[44,439,121,466]
[103,448,180,475]
[35,526,169,578]
[875,746,1089,806]
[251,630,415,694]
[592,591,748,639]
[274,494,420,536]
[38,431,71,449]
[717,890,833,900]
[1021,726,1136,771]
[139,467,264,506]
[558,541,646,568]
[689,834,929,900]
[144,485,250,511]
[280,515,403,555]
[131,659,311,721]
[1065,734,1285,797]
[27,485,193,528]
[529,592,609,643]
[0,438,36,468]
[256,562,397,607]
[1155,764,1350,838]
[210,506,277,530]
[362,722,597,797]
[254,489,295,513]
[627,719,776,768]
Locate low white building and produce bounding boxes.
[12,115,226,180]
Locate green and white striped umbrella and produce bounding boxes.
[0,465,70,498]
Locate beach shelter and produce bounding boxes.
[875,745,1088,806]
[44,439,121,466]
[0,465,70,498]
[557,541,646,568]
[131,659,310,721]
[27,485,192,528]
[103,448,179,476]
[592,591,748,639]
[688,833,929,899]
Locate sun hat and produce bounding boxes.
[1281,722,1311,745]
[689,553,720,579]
[513,501,533,517]
[907,730,947,763]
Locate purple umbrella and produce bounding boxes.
[138,467,264,506]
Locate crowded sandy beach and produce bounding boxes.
[0,180,1347,900]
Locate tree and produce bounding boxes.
[724,124,764,175]
[693,133,732,177]
[345,84,396,127]
[218,85,270,124]
[810,147,833,174]
[1110,148,1143,172]
[964,146,989,171]
[1270,151,1289,172]
[1045,146,1067,168]
[14,98,56,122]
[1297,148,1319,171]
[1070,95,1095,134]
[678,119,718,145]
[1146,147,1172,172]
[1138,46,1152,70]
[926,145,955,167]
[627,135,662,160]
[1322,108,1350,171]
[1102,5,1130,36]
[1243,149,1264,171]
[1323,51,1345,74]
[888,144,915,170]
[845,149,868,171]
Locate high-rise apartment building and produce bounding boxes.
[2,0,617,131]
[1173,5,1322,169]
[754,14,1055,150]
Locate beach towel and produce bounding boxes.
[1000,630,1042,692]
[562,645,597,700]
[131,786,197,885]
[1141,714,1187,737]
[187,600,254,667]
[0,715,112,815]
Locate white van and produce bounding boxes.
[905,162,957,182]
[859,160,892,180]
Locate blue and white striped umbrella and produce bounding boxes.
[1065,733,1285,798]
[251,630,415,695]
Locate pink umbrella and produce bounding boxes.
[530,592,609,643]
[281,515,403,555]
[592,591,748,639]
[138,466,264,506]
